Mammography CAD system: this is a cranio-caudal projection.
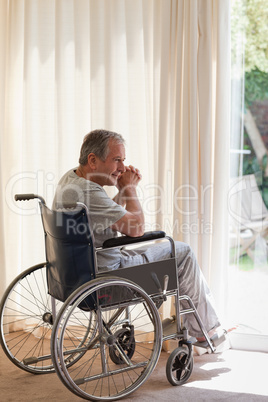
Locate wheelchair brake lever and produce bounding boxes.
[151,272,169,301]
[163,275,169,298]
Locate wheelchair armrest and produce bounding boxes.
[102,231,166,249]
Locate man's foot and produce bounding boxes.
[194,327,237,355]
[196,327,219,343]
[196,325,236,343]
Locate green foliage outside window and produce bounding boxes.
[245,68,268,108]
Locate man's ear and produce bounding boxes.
[87,153,97,170]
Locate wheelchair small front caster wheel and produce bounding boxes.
[166,346,193,386]
[109,327,135,364]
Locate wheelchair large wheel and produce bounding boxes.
[51,277,162,401]
[0,263,97,374]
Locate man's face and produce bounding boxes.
[94,140,126,186]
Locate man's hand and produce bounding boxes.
[117,165,142,191]
[111,165,145,237]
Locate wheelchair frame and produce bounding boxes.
[0,194,215,401]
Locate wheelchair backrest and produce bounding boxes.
[40,204,96,303]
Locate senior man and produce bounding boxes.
[53,129,225,344]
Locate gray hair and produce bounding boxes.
[79,129,125,165]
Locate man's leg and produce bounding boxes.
[120,240,220,338]
[174,242,220,338]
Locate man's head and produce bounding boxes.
[79,129,126,186]
[79,129,125,165]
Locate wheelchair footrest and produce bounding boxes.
[192,330,227,349]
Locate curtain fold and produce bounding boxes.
[0,0,8,295]
[0,0,230,316]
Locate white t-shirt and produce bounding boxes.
[53,168,126,270]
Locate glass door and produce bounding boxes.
[228,0,268,350]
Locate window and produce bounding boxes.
[228,0,268,347]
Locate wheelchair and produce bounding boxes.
[0,194,215,401]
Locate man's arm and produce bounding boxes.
[110,167,144,237]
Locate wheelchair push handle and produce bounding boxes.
[15,193,46,205]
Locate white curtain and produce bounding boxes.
[0,0,230,317]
